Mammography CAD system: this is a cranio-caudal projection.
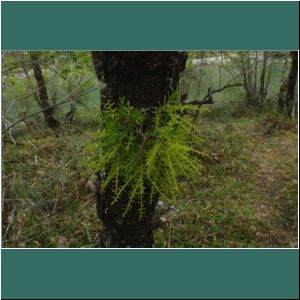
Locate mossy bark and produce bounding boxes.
[92,51,187,248]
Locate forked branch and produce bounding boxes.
[184,83,242,106]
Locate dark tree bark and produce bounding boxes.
[278,51,298,116]
[92,51,187,248]
[278,79,288,113]
[96,179,157,248]
[30,52,60,128]
[286,51,298,117]
[91,52,110,111]
[258,52,268,103]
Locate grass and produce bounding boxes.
[155,110,298,248]
[2,126,100,248]
[2,106,298,248]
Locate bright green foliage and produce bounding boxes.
[84,99,205,219]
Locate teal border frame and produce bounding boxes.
[1,1,299,50]
[1,1,299,299]
[2,249,299,299]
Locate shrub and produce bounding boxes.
[84,99,204,219]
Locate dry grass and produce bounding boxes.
[155,114,298,248]
[2,128,100,248]
[2,113,298,248]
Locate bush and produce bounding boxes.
[84,99,205,219]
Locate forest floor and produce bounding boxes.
[2,108,298,248]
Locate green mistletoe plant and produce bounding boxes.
[85,97,205,220]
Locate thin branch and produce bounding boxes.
[184,83,242,106]
[2,100,70,134]
[14,87,43,102]
[2,86,98,134]
[3,61,66,105]
[4,99,16,118]
[2,115,16,144]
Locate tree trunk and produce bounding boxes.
[92,51,187,247]
[240,52,254,105]
[278,79,288,114]
[258,51,268,103]
[286,51,298,117]
[278,51,298,116]
[30,52,60,128]
[19,53,41,107]
[91,52,110,111]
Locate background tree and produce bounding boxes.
[91,51,187,247]
[278,51,298,117]
[235,51,274,107]
[30,52,60,128]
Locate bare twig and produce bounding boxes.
[2,115,16,144]
[2,86,98,134]
[184,83,242,106]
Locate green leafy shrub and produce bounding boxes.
[84,99,204,218]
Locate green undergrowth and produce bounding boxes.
[154,111,298,248]
[2,109,298,248]
[2,129,100,247]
